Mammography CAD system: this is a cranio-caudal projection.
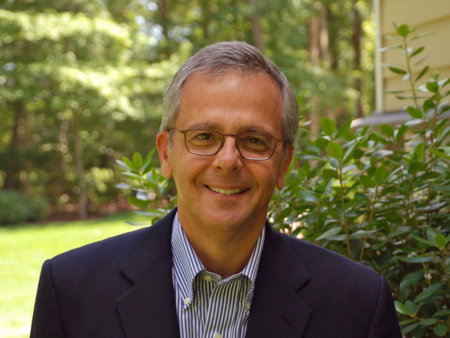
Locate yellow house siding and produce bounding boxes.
[377,0,450,112]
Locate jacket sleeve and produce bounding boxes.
[368,277,402,338]
[30,259,66,338]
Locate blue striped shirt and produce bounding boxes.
[171,213,265,338]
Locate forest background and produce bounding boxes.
[0,0,375,220]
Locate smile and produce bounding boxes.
[206,186,249,195]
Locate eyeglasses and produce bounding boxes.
[170,128,283,161]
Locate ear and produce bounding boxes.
[156,131,173,178]
[276,145,294,190]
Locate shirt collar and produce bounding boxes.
[171,212,265,303]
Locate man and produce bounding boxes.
[31,42,401,338]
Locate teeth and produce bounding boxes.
[208,186,247,195]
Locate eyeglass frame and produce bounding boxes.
[168,128,285,161]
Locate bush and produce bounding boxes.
[0,190,48,225]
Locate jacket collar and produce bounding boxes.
[116,209,180,338]
[245,223,312,338]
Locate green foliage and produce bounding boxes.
[274,24,449,338]
[115,149,175,224]
[0,190,48,225]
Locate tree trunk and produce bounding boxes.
[158,0,171,58]
[72,111,88,219]
[308,2,329,134]
[200,0,210,42]
[248,0,264,50]
[309,2,328,64]
[4,101,26,190]
[326,5,339,70]
[352,0,363,118]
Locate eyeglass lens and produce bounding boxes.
[182,129,278,160]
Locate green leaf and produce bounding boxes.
[396,24,410,37]
[426,228,440,244]
[298,190,318,203]
[132,152,144,170]
[395,124,408,140]
[430,148,450,160]
[413,142,425,161]
[360,175,375,188]
[434,309,450,318]
[434,234,448,249]
[406,107,423,119]
[327,142,343,160]
[415,53,429,66]
[419,318,437,327]
[412,234,434,247]
[405,300,421,315]
[115,183,131,189]
[315,138,330,150]
[115,159,132,171]
[321,117,336,136]
[415,65,429,82]
[410,46,424,58]
[336,120,351,138]
[323,169,338,182]
[389,66,407,75]
[380,124,395,137]
[426,81,439,93]
[400,270,423,294]
[126,196,149,208]
[414,283,441,303]
[374,165,390,184]
[123,172,143,180]
[395,301,411,315]
[423,98,435,111]
[396,255,435,263]
[316,227,341,241]
[402,323,419,335]
[434,324,447,337]
[350,230,377,239]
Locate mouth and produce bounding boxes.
[205,185,249,195]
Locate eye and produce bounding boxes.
[187,130,220,145]
[241,135,270,150]
[247,136,265,145]
[194,132,212,140]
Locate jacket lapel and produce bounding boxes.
[116,210,180,338]
[246,224,312,338]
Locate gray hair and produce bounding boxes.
[160,41,299,146]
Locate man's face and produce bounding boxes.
[157,71,293,237]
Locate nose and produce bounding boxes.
[212,136,243,171]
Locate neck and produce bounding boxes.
[179,219,264,279]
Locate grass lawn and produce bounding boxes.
[0,212,152,338]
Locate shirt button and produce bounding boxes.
[203,275,212,282]
[213,333,222,338]
[246,303,251,310]
[183,297,190,305]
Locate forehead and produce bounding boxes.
[176,70,283,134]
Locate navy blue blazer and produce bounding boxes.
[31,209,401,337]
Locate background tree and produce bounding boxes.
[1,0,376,219]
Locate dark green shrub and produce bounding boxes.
[0,190,49,225]
[0,190,30,225]
[27,195,49,221]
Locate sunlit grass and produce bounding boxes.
[0,212,151,338]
